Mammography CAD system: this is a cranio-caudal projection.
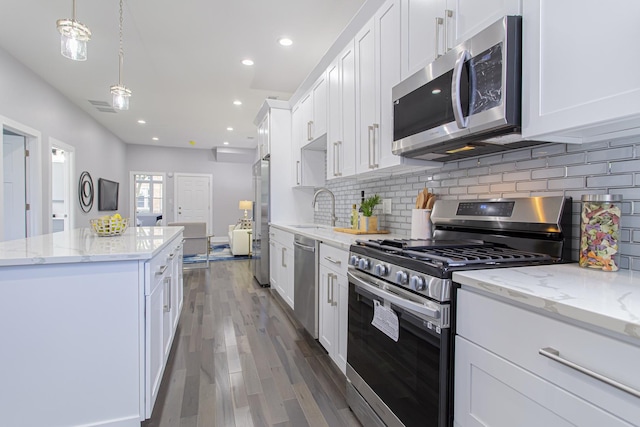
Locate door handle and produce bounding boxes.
[452,50,470,129]
[371,123,378,168]
[435,17,444,58]
[296,160,301,185]
[333,142,338,177]
[327,273,332,304]
[331,273,337,307]
[444,9,453,51]
[281,247,287,267]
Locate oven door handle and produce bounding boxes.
[348,271,441,321]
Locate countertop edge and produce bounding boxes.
[269,223,403,251]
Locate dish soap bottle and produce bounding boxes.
[351,204,359,230]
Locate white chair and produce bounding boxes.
[168,222,212,267]
[228,224,251,256]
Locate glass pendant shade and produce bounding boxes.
[111,84,132,111]
[56,16,91,61]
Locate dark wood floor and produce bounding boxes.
[142,260,361,427]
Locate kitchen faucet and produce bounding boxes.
[312,188,338,227]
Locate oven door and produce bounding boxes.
[347,270,451,427]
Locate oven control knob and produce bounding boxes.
[349,255,360,266]
[358,258,371,270]
[395,271,408,285]
[374,264,389,276]
[409,275,426,291]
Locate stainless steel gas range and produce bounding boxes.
[345,196,572,427]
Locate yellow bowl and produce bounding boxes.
[90,217,129,236]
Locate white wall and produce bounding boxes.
[0,47,128,232]
[125,144,254,240]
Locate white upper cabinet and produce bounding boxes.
[522,0,640,143]
[292,102,325,188]
[400,0,449,80]
[327,41,357,180]
[355,17,377,173]
[257,115,269,160]
[291,104,303,187]
[299,73,327,146]
[449,0,521,47]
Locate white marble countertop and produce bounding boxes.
[0,226,184,267]
[453,264,640,341]
[270,222,405,250]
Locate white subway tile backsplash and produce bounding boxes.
[314,140,640,269]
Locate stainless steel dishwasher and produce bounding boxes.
[293,234,318,338]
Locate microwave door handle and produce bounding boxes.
[452,50,470,129]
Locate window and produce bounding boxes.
[134,174,163,214]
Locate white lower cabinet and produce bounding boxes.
[269,227,295,309]
[455,288,640,427]
[318,243,349,374]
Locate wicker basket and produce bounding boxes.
[90,217,129,237]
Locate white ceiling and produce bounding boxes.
[0,0,368,150]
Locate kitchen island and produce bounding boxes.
[0,226,184,427]
[453,264,640,426]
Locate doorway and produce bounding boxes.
[130,172,166,227]
[1,116,42,241]
[50,139,75,233]
[174,173,212,232]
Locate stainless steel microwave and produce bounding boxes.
[392,16,540,161]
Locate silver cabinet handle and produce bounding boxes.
[368,125,374,169]
[539,347,640,399]
[452,50,470,129]
[324,256,341,265]
[296,160,301,185]
[337,141,342,176]
[371,123,378,168]
[327,273,332,304]
[333,142,338,176]
[331,273,337,307]
[281,247,286,268]
[435,17,444,58]
[168,253,175,260]
[156,264,168,276]
[444,9,453,51]
[163,276,171,312]
[308,120,314,141]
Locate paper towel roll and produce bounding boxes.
[411,209,432,239]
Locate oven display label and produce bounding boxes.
[372,300,399,342]
[456,201,515,217]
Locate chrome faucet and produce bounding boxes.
[312,187,338,226]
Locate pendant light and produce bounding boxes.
[110,0,132,110]
[56,0,92,61]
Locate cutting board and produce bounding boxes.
[333,228,390,235]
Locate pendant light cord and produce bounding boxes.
[118,0,124,85]
[72,0,77,21]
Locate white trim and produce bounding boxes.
[1,115,42,239]
[173,173,213,234]
[129,171,167,226]
[49,137,76,233]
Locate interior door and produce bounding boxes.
[51,145,73,233]
[175,174,211,231]
[2,132,26,241]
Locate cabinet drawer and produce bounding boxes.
[457,289,640,423]
[319,243,348,275]
[145,240,177,295]
[270,227,294,249]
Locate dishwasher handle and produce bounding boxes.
[294,241,315,252]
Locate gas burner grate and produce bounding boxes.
[405,246,552,266]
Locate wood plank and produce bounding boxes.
[196,375,215,427]
[260,376,289,424]
[291,382,330,427]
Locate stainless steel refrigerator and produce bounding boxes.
[252,158,270,286]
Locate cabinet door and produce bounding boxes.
[340,42,357,178]
[355,18,377,173]
[311,74,327,139]
[300,93,313,144]
[258,115,270,159]
[291,105,302,187]
[162,275,173,359]
[375,0,402,169]
[522,0,640,142]
[318,264,335,355]
[334,273,348,375]
[269,240,278,289]
[400,0,447,80]
[170,247,181,331]
[145,276,164,416]
[449,0,521,47]
[327,58,341,180]
[282,245,295,309]
[454,336,631,427]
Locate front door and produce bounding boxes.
[2,131,26,241]
[174,174,212,232]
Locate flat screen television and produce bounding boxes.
[98,178,119,211]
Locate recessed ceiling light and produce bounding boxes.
[227,127,234,131]
[241,59,254,66]
[152,137,159,141]
[233,100,242,106]
[137,119,146,124]
[223,141,229,145]
[278,37,293,47]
